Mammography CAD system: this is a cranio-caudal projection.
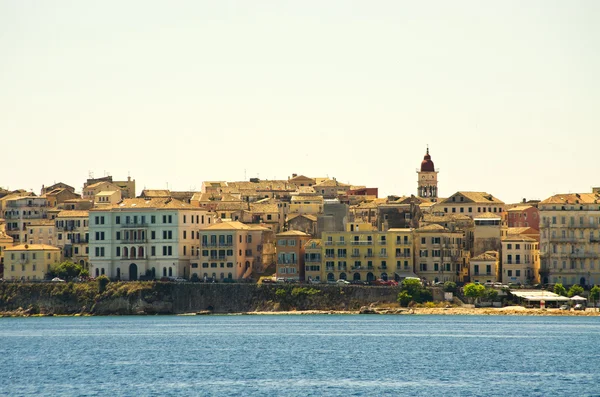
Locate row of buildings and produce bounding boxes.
[1,150,599,287]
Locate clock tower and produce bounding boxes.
[417,147,438,200]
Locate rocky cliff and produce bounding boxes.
[0,282,402,315]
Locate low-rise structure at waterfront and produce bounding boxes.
[3,244,60,281]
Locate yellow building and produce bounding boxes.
[414,224,465,283]
[304,239,322,282]
[321,223,414,283]
[0,222,14,276]
[55,210,90,270]
[26,219,55,245]
[4,244,60,281]
[501,235,539,284]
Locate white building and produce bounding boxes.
[88,198,215,280]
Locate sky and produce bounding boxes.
[1,1,599,203]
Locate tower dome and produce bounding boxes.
[420,148,435,172]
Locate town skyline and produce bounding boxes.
[2,1,599,204]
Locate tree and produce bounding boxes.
[47,261,86,281]
[590,286,600,301]
[554,283,567,297]
[397,291,412,307]
[443,281,457,293]
[398,278,432,305]
[568,284,584,298]
[464,283,485,303]
[484,288,499,302]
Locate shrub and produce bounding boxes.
[443,281,457,293]
[464,283,485,303]
[397,290,412,307]
[97,275,110,293]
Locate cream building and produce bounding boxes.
[55,210,90,269]
[414,224,465,283]
[26,219,55,245]
[470,251,499,284]
[539,190,600,287]
[501,235,539,284]
[2,195,50,244]
[4,244,60,281]
[89,198,214,280]
[436,192,505,219]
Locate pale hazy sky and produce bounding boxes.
[1,1,599,203]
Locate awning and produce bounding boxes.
[570,295,587,301]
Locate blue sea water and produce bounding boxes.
[1,315,600,397]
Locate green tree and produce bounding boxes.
[590,285,600,301]
[484,288,499,302]
[399,278,432,304]
[397,291,412,307]
[47,261,85,281]
[464,283,485,303]
[443,281,457,293]
[554,283,567,296]
[568,284,584,298]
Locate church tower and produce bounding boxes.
[417,147,439,200]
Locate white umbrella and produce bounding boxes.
[570,295,587,301]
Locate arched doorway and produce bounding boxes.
[168,267,173,277]
[129,263,138,281]
[327,273,335,282]
[381,272,388,281]
[151,267,156,279]
[394,273,400,282]
[116,268,121,279]
[580,277,586,287]
[366,272,374,282]
[339,272,347,280]
[353,272,361,281]
[79,259,85,267]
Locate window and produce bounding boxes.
[183,231,187,239]
[116,216,120,224]
[151,215,156,224]
[151,246,156,256]
[183,215,187,224]
[508,270,512,277]
[116,247,121,257]
[116,231,121,240]
[151,231,156,239]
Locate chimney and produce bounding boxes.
[522,198,526,203]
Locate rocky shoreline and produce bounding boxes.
[3,305,599,317]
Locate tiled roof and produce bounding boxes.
[57,210,89,218]
[27,219,55,226]
[141,189,171,197]
[96,190,119,197]
[201,221,270,231]
[90,198,199,211]
[441,192,505,205]
[304,239,322,247]
[471,252,498,261]
[474,212,502,219]
[416,224,448,232]
[5,244,60,251]
[502,235,536,242]
[507,205,534,212]
[287,214,318,222]
[315,179,350,187]
[422,214,473,223]
[276,230,310,237]
[214,202,248,211]
[540,193,600,205]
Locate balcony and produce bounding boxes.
[549,237,582,243]
[210,255,228,260]
[378,266,387,270]
[278,260,297,265]
[202,242,233,248]
[337,241,346,245]
[324,241,334,246]
[364,254,374,258]
[395,254,410,258]
[121,223,148,228]
[120,256,149,260]
[350,266,374,271]
[378,240,387,245]
[350,254,360,258]
[120,238,148,244]
[378,253,387,258]
[325,266,335,271]
[351,241,373,246]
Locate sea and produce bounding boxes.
[1,315,599,397]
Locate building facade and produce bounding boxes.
[275,231,311,281]
[4,244,60,281]
[501,235,539,284]
[414,224,465,283]
[417,147,439,200]
[89,198,213,280]
[539,191,600,287]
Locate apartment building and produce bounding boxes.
[55,210,90,269]
[304,239,322,282]
[2,196,50,244]
[4,244,60,281]
[88,198,213,280]
[275,230,311,281]
[435,192,505,219]
[501,235,539,284]
[470,251,499,284]
[321,223,413,283]
[414,224,465,283]
[197,221,275,281]
[539,190,600,287]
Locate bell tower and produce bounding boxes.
[417,146,439,200]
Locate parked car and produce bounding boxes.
[559,304,569,310]
[276,277,286,283]
[51,277,65,283]
[574,304,586,311]
[309,279,322,284]
[336,279,350,285]
[173,277,186,282]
